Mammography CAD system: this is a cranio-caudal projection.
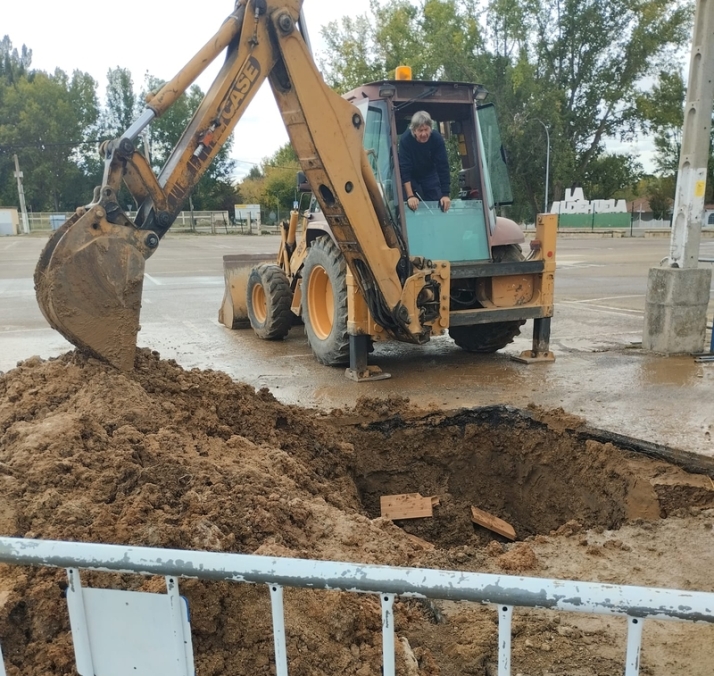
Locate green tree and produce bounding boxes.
[319,0,691,221]
[0,35,32,85]
[236,144,299,214]
[637,69,686,178]
[103,67,138,138]
[237,172,265,206]
[581,153,644,201]
[141,74,237,211]
[0,65,100,211]
[644,175,675,220]
[261,144,299,213]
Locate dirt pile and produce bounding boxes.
[2,350,714,675]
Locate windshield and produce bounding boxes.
[355,100,399,224]
[476,104,514,206]
[404,199,490,262]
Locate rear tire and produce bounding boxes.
[450,244,526,353]
[246,264,293,340]
[301,237,350,365]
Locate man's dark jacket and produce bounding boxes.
[398,128,451,200]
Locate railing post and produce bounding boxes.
[624,616,644,676]
[268,584,289,676]
[381,593,396,676]
[65,569,95,675]
[166,577,192,676]
[498,605,513,676]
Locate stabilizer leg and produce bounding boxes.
[513,317,556,364]
[345,335,391,381]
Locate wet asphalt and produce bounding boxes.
[1,233,713,457]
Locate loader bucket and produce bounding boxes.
[34,206,156,371]
[218,253,275,329]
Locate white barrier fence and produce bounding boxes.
[23,211,283,235]
[1,537,714,676]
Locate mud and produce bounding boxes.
[2,351,714,675]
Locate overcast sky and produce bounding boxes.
[5,1,665,181]
[3,0,373,179]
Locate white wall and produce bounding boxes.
[550,187,627,215]
[0,208,19,235]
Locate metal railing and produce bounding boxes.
[23,211,282,235]
[1,537,713,676]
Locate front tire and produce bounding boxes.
[246,264,293,340]
[301,237,350,365]
[449,244,526,353]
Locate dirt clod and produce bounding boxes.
[2,350,714,675]
[496,543,538,572]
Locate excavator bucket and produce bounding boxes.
[34,206,154,371]
[218,253,275,329]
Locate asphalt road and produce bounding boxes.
[2,233,713,456]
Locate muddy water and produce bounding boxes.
[3,236,713,460]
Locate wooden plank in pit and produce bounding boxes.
[470,505,516,540]
[380,493,436,520]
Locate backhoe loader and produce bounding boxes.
[34,0,556,379]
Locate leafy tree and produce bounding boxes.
[321,13,386,89]
[141,74,237,211]
[636,70,685,178]
[0,39,240,215]
[644,175,675,220]
[0,35,32,85]
[321,0,483,90]
[236,143,299,213]
[237,173,265,206]
[261,144,299,213]
[103,67,138,138]
[0,66,100,211]
[319,0,692,221]
[581,153,644,201]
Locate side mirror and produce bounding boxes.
[458,166,479,190]
[296,171,311,193]
[458,167,482,200]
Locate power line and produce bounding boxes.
[0,142,276,169]
[0,140,104,152]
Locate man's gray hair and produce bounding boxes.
[410,110,433,132]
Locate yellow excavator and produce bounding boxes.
[35,0,556,379]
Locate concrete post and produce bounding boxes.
[643,0,714,353]
[13,154,30,234]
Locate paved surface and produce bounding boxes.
[2,233,713,456]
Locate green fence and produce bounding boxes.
[558,213,631,228]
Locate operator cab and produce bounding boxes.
[344,75,515,264]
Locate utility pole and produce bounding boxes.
[13,154,30,234]
[534,119,550,214]
[643,0,714,354]
[668,0,714,269]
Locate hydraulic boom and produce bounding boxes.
[35,0,440,370]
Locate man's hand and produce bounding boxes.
[407,196,420,211]
[440,196,451,213]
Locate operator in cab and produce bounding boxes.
[399,110,451,213]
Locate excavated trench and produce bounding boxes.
[3,353,714,676]
[344,406,714,548]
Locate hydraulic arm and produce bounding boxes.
[35,0,440,370]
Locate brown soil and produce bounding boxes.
[1,350,714,675]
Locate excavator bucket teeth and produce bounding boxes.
[34,207,152,371]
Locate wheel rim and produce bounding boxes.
[307,264,334,340]
[251,282,267,324]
